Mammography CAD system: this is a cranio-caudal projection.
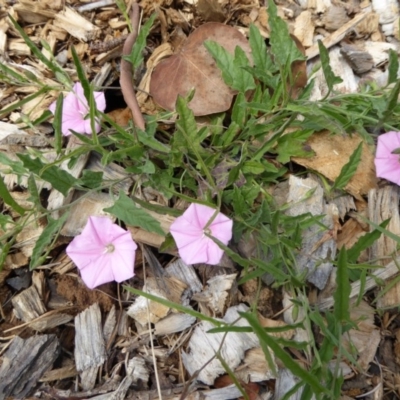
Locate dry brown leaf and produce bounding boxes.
[292,131,377,199]
[106,108,132,126]
[214,375,260,400]
[289,34,307,98]
[149,22,251,116]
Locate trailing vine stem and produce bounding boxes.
[120,2,146,131]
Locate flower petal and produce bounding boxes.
[375,132,400,185]
[170,203,232,265]
[80,254,115,289]
[72,82,90,113]
[49,101,56,114]
[94,91,106,112]
[49,82,106,136]
[66,216,137,289]
[177,236,210,264]
[376,131,400,159]
[209,217,233,245]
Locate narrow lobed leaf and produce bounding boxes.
[104,191,165,236]
[331,141,363,191]
[317,40,343,93]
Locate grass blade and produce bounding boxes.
[334,247,351,322]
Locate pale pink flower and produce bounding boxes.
[49,82,106,136]
[170,203,233,265]
[66,216,137,289]
[374,131,400,186]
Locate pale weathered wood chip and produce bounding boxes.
[74,303,107,390]
[0,335,60,400]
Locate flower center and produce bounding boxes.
[204,228,211,236]
[104,243,115,253]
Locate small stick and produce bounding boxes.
[306,12,368,60]
[120,3,146,130]
[89,35,127,53]
[77,0,115,13]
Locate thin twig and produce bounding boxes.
[77,0,114,13]
[120,3,146,130]
[89,36,127,53]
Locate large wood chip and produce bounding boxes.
[0,335,60,400]
[74,303,107,391]
[53,7,100,42]
[192,273,237,316]
[12,285,46,322]
[182,304,261,385]
[285,175,337,290]
[155,312,196,335]
[369,186,400,309]
[127,277,187,325]
[60,191,115,237]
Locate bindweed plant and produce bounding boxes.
[3,0,400,398]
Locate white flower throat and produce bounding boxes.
[104,243,115,254]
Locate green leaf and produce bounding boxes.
[130,195,182,217]
[70,46,99,142]
[275,129,314,164]
[27,174,41,208]
[382,80,400,123]
[128,13,157,69]
[0,175,27,215]
[204,40,236,88]
[317,40,343,93]
[30,213,68,270]
[0,153,26,175]
[358,214,400,245]
[31,110,53,126]
[204,41,255,92]
[17,154,77,196]
[78,170,104,189]
[218,121,240,146]
[104,191,165,236]
[232,185,246,215]
[53,94,64,154]
[231,92,247,128]
[249,23,268,70]
[331,141,363,191]
[0,63,30,84]
[334,247,351,322]
[233,46,256,93]
[175,94,199,146]
[347,219,390,263]
[137,130,170,153]
[267,0,304,67]
[388,49,399,85]
[0,240,13,272]
[159,232,176,253]
[242,160,265,175]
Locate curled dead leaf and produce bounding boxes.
[290,34,307,98]
[149,22,252,116]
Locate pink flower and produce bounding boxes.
[49,82,106,136]
[374,131,400,186]
[170,203,233,265]
[66,216,137,289]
